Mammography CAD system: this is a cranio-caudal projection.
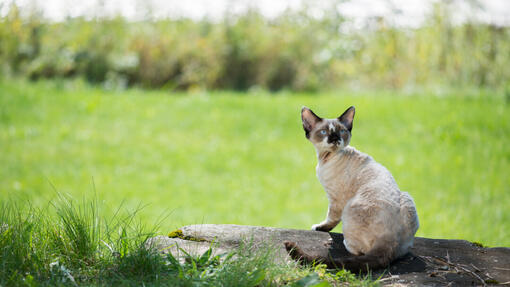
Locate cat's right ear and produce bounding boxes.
[301,107,322,139]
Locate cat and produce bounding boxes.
[284,106,419,272]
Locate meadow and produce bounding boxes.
[1,79,509,248]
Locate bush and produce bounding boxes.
[0,2,509,91]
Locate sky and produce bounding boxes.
[3,0,510,27]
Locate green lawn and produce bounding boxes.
[1,79,509,246]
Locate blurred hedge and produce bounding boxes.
[1,3,509,91]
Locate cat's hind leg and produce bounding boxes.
[396,192,419,257]
[341,197,400,257]
[343,238,363,256]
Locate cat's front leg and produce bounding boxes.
[311,204,342,232]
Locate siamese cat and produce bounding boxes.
[284,106,419,271]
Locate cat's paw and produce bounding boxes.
[311,223,332,232]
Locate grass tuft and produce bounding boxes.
[0,197,376,286]
[50,194,101,267]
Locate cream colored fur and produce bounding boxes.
[302,106,419,263]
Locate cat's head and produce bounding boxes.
[301,106,355,152]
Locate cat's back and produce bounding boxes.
[318,146,402,206]
[317,146,394,201]
[317,146,394,186]
[349,147,401,192]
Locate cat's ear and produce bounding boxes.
[338,106,355,132]
[301,107,322,138]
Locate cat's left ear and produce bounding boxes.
[338,106,355,132]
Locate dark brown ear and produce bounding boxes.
[301,107,322,138]
[338,106,355,132]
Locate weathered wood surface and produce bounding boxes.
[148,224,510,286]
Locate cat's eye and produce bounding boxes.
[340,130,346,134]
[320,130,327,135]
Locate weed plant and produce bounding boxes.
[0,196,378,286]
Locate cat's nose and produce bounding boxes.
[328,133,341,143]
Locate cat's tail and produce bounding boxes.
[284,241,393,273]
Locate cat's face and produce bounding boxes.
[301,106,355,152]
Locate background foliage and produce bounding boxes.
[1,2,509,91]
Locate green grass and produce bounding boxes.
[0,197,377,286]
[1,79,509,248]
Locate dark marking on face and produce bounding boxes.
[327,122,350,146]
[327,130,341,144]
